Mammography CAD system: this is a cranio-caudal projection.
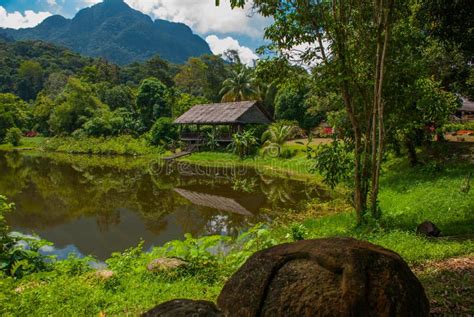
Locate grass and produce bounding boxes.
[0,139,473,315]
[379,160,473,236]
[181,150,318,181]
[1,137,319,181]
[0,254,223,316]
[0,136,166,157]
[413,256,473,315]
[0,137,47,151]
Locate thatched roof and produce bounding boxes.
[174,101,272,125]
[174,188,253,216]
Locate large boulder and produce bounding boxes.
[141,299,221,317]
[217,237,429,317]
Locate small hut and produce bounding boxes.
[457,97,474,122]
[174,100,272,144]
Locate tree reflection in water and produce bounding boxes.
[0,151,329,259]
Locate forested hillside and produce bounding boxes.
[0,0,212,65]
[0,34,233,142]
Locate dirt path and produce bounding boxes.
[412,255,474,315]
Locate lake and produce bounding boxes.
[0,151,326,260]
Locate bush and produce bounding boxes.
[149,117,178,146]
[0,195,51,278]
[443,122,474,133]
[43,136,162,156]
[0,93,30,142]
[5,127,22,146]
[313,140,353,189]
[229,130,258,159]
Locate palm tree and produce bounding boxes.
[261,121,299,157]
[220,67,258,102]
[255,80,278,118]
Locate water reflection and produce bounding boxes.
[0,151,328,260]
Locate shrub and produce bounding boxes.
[149,117,178,146]
[5,127,22,146]
[261,121,299,157]
[443,122,474,133]
[0,195,51,278]
[313,140,353,189]
[229,130,258,159]
[0,93,30,142]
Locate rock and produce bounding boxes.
[94,270,115,281]
[146,258,187,272]
[217,238,429,317]
[417,221,441,237]
[141,299,221,317]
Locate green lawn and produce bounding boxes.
[0,139,472,315]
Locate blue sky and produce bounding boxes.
[0,0,271,64]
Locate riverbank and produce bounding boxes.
[0,136,320,181]
[0,138,473,315]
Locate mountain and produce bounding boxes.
[0,0,212,65]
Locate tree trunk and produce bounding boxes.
[405,137,418,166]
[370,0,393,218]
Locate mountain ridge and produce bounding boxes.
[0,0,212,65]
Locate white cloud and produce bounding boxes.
[81,0,102,6]
[206,35,258,66]
[0,6,52,29]
[47,0,58,6]
[124,0,269,38]
[282,40,332,69]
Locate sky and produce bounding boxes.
[0,0,271,65]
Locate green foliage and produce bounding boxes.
[287,223,308,241]
[379,159,474,236]
[261,121,299,157]
[159,234,229,280]
[229,129,258,159]
[5,127,22,146]
[96,84,136,112]
[0,195,51,278]
[174,58,209,98]
[275,80,319,130]
[42,136,163,156]
[0,40,92,100]
[313,141,353,189]
[173,93,208,118]
[136,78,171,130]
[442,122,474,133]
[0,93,30,142]
[0,154,472,315]
[148,117,178,146]
[205,130,219,151]
[17,60,44,101]
[82,108,141,137]
[0,195,13,239]
[32,93,56,136]
[49,78,105,135]
[220,66,257,102]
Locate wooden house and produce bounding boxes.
[174,100,272,144]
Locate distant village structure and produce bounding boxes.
[457,98,474,122]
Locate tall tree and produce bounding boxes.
[0,93,30,141]
[174,58,209,98]
[222,0,400,222]
[17,60,44,101]
[49,78,104,134]
[220,66,258,102]
[136,78,171,130]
